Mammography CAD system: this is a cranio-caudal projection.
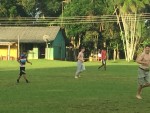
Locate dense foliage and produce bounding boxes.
[0,0,150,60]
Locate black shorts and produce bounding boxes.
[20,67,26,75]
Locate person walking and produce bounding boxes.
[75,47,85,79]
[17,51,32,83]
[136,45,150,99]
[98,47,107,70]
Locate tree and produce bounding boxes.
[0,0,18,17]
[83,31,99,58]
[113,0,150,61]
[37,0,62,17]
[17,0,36,17]
[0,0,36,17]
[102,22,123,60]
[63,0,105,56]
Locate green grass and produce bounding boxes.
[0,60,150,113]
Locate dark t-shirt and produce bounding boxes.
[20,54,27,67]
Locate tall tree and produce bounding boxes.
[63,0,104,45]
[0,0,17,17]
[37,0,62,17]
[17,0,36,17]
[113,0,150,61]
[0,0,35,17]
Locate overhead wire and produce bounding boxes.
[0,13,149,26]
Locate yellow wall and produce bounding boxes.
[0,46,7,56]
[0,45,17,60]
[10,45,17,59]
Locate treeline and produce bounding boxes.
[0,0,150,61]
[0,0,62,17]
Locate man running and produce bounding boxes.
[75,47,85,79]
[136,45,150,99]
[17,51,32,83]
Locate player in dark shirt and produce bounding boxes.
[17,51,32,83]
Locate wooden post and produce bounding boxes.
[61,1,68,27]
[7,44,10,60]
[18,35,20,58]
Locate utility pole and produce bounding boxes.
[61,1,68,27]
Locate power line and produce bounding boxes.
[0,13,150,26]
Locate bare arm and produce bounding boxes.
[26,59,32,65]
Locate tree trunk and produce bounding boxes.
[114,8,127,60]
[117,44,120,59]
[115,6,141,62]
[113,48,116,61]
[119,12,140,62]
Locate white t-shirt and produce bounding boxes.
[98,53,101,57]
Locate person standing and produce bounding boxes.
[98,47,107,70]
[17,51,32,83]
[75,47,85,79]
[136,45,150,99]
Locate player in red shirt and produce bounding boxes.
[98,47,107,70]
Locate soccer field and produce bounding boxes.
[0,60,150,113]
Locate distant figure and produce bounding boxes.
[98,47,107,70]
[75,47,85,79]
[98,49,101,61]
[17,51,32,83]
[136,45,150,99]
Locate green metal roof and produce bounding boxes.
[0,26,61,43]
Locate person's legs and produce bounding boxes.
[17,75,21,83]
[136,76,150,99]
[98,60,104,69]
[143,74,150,87]
[98,60,106,69]
[78,63,85,77]
[17,67,23,83]
[104,60,106,70]
[136,83,150,99]
[98,65,103,69]
[22,67,29,83]
[23,74,29,83]
[136,85,143,99]
[17,67,29,83]
[75,61,82,78]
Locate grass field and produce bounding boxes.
[0,60,150,113]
